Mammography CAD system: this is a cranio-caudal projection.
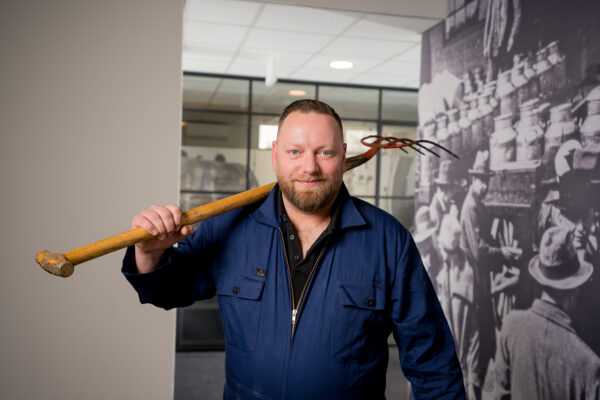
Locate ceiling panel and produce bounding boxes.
[320,37,415,59]
[182,0,440,89]
[244,28,332,52]
[344,15,423,41]
[300,54,381,74]
[254,3,359,34]
[368,59,420,78]
[184,21,248,47]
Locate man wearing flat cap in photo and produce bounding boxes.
[494,226,600,400]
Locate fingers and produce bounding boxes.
[179,225,194,240]
[131,205,184,240]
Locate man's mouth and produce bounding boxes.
[293,177,326,187]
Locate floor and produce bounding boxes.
[174,348,409,399]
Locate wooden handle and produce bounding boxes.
[35,182,276,277]
[35,151,377,277]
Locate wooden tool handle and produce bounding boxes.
[35,182,277,277]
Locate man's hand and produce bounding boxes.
[500,246,522,261]
[131,205,194,273]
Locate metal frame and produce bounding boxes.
[182,71,418,206]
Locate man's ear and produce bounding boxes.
[272,140,277,172]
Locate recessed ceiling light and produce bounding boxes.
[329,60,354,70]
[288,89,307,96]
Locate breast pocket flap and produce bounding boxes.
[216,273,265,300]
[337,282,385,311]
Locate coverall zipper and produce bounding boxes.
[278,227,329,339]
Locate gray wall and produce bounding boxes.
[0,1,184,398]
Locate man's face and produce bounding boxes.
[272,111,346,213]
[472,176,489,199]
[439,186,453,203]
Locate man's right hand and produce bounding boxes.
[131,205,194,273]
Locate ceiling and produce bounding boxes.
[182,0,442,89]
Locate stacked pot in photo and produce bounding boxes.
[417,40,598,207]
[483,40,599,206]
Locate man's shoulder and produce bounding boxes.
[203,199,266,233]
[348,195,409,233]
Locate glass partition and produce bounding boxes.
[252,81,316,114]
[178,72,418,351]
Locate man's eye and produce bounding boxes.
[289,150,299,156]
[321,150,331,156]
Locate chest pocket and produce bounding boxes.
[216,271,266,354]
[331,281,388,362]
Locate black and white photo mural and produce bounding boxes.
[415,0,600,398]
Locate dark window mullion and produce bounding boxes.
[246,80,253,190]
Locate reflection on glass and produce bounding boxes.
[183,75,249,111]
[381,90,418,122]
[379,197,415,231]
[319,86,379,120]
[181,146,256,194]
[250,115,279,187]
[249,149,276,187]
[252,81,316,114]
[182,111,247,149]
[343,120,378,197]
[379,125,417,198]
[258,124,278,149]
[176,304,224,351]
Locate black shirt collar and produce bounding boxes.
[277,187,342,232]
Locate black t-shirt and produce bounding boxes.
[277,189,341,307]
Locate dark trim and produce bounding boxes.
[246,80,253,190]
[375,89,383,207]
[183,107,417,126]
[183,71,418,92]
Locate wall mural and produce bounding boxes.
[415,0,600,398]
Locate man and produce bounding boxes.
[459,151,520,398]
[413,205,442,282]
[123,99,465,399]
[436,214,477,400]
[494,226,600,399]
[429,159,462,229]
[538,144,600,356]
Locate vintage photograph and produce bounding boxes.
[416,0,600,398]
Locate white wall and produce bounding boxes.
[0,1,184,398]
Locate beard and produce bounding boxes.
[277,172,343,212]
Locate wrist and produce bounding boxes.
[134,245,166,274]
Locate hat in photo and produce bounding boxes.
[468,150,493,177]
[413,206,437,244]
[434,160,461,186]
[528,226,593,290]
[572,146,600,184]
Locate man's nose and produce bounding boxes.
[302,154,320,174]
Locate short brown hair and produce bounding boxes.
[278,99,343,138]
